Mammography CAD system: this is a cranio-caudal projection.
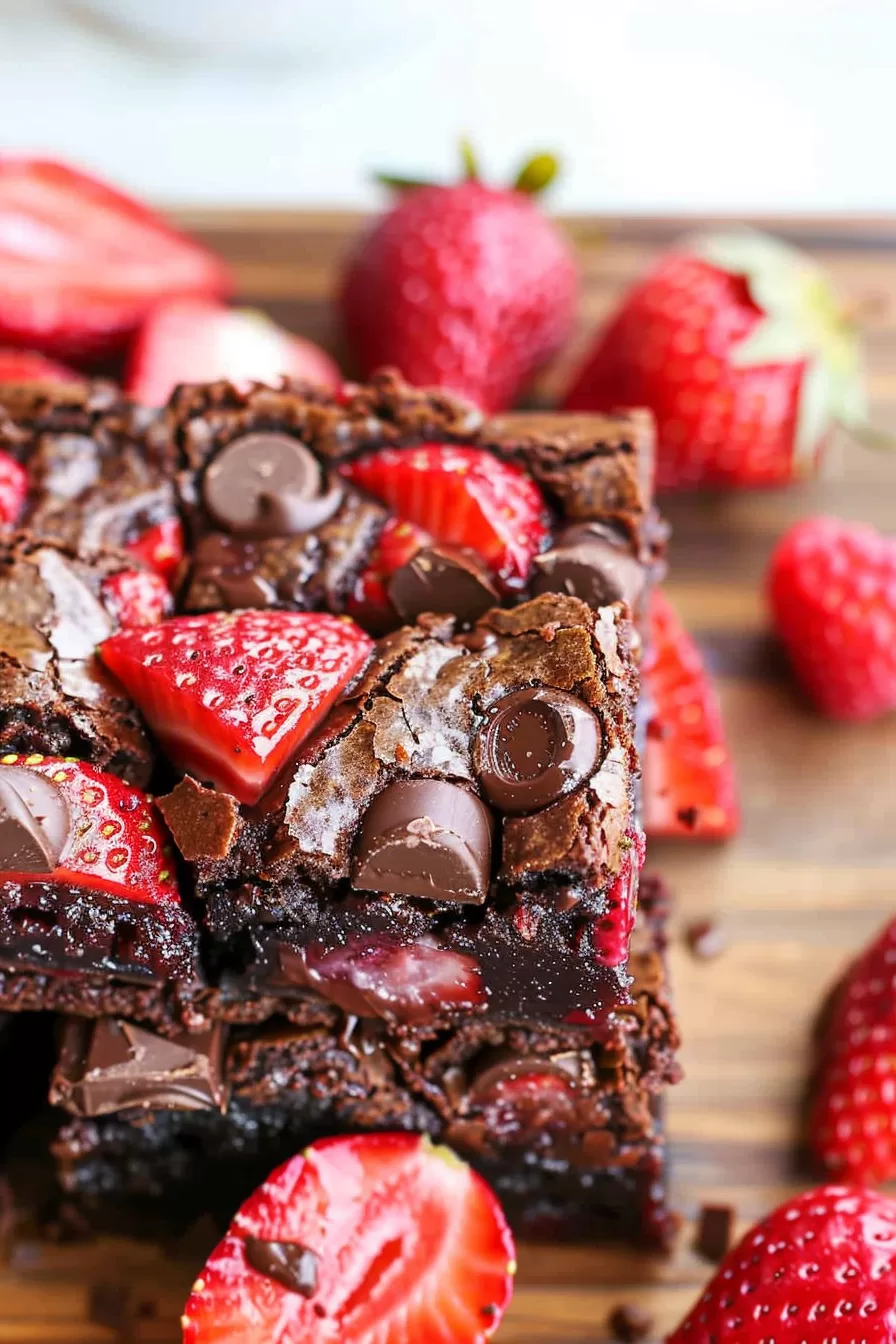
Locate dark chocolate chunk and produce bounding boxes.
[244,1237,319,1297]
[352,779,493,904]
[187,533,279,610]
[389,546,497,626]
[50,1019,227,1117]
[608,1302,654,1342]
[685,919,727,960]
[474,687,601,814]
[159,776,241,863]
[695,1203,734,1263]
[533,523,646,613]
[0,766,70,873]
[202,432,341,536]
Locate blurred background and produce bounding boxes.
[1,0,894,212]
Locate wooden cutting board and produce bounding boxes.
[2,212,896,1343]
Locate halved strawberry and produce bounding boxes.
[342,445,548,591]
[0,348,78,383]
[99,611,373,805]
[181,1133,516,1344]
[346,517,431,632]
[125,517,185,584]
[126,298,341,407]
[593,828,645,967]
[101,568,172,628]
[643,589,738,839]
[0,450,27,526]
[303,934,485,1025]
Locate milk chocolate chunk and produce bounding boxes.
[50,1019,227,1117]
[244,1238,319,1297]
[202,432,341,537]
[388,546,497,626]
[159,775,241,863]
[533,524,646,612]
[0,767,70,873]
[352,779,493,904]
[474,687,601,814]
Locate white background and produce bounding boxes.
[1,0,894,212]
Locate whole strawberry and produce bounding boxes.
[810,914,896,1185]
[341,145,578,412]
[668,1185,896,1342]
[769,515,896,720]
[564,229,868,489]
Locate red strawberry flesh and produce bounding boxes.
[101,568,172,628]
[181,1133,515,1344]
[99,611,373,805]
[126,517,185,584]
[0,450,27,526]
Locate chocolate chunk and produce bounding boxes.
[202,432,341,536]
[352,779,493,904]
[389,546,497,626]
[50,1019,228,1117]
[187,533,279,610]
[695,1203,734,1262]
[685,919,727,960]
[244,1237,319,1297]
[474,687,601,814]
[159,776,241,863]
[608,1302,654,1342]
[533,523,646,613]
[0,766,70,873]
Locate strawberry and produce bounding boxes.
[345,517,431,632]
[340,145,577,411]
[564,229,869,489]
[99,611,373,805]
[181,1133,515,1344]
[593,828,645,966]
[0,450,27,527]
[126,298,341,407]
[0,158,227,362]
[101,568,172,628]
[643,589,738,839]
[0,348,78,383]
[810,914,896,1184]
[769,515,896,722]
[125,517,185,585]
[303,934,485,1025]
[0,755,179,908]
[668,1185,896,1342]
[342,445,548,591]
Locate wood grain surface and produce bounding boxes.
[2,212,895,1343]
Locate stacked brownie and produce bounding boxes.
[0,371,679,1247]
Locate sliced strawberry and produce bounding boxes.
[642,589,738,839]
[181,1133,515,1344]
[126,298,341,407]
[0,348,78,383]
[342,445,548,591]
[0,159,228,361]
[0,755,179,907]
[346,517,431,632]
[101,569,172,628]
[125,517,185,584]
[593,828,645,967]
[99,611,373,805]
[0,450,27,526]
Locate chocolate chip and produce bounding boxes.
[159,776,241,862]
[352,779,493,904]
[202,432,341,536]
[0,766,70,874]
[695,1203,734,1263]
[685,919,726,960]
[533,523,646,613]
[474,687,601,814]
[50,1019,228,1117]
[244,1237,319,1297]
[389,546,497,626]
[608,1302,654,1341]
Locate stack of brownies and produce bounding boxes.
[0,370,680,1246]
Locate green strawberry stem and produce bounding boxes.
[512,152,560,195]
[374,145,560,196]
[459,137,480,181]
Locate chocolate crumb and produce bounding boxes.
[608,1301,654,1341]
[676,805,700,829]
[685,919,727,960]
[313,1302,327,1318]
[480,1303,498,1319]
[244,1236,319,1297]
[695,1203,734,1262]
[159,775,241,862]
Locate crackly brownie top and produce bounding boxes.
[169,592,638,906]
[0,533,153,784]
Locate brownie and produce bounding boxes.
[0,380,178,558]
[0,533,153,784]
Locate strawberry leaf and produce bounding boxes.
[512,152,560,195]
[459,137,480,181]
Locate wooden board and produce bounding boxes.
[2,212,896,1343]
